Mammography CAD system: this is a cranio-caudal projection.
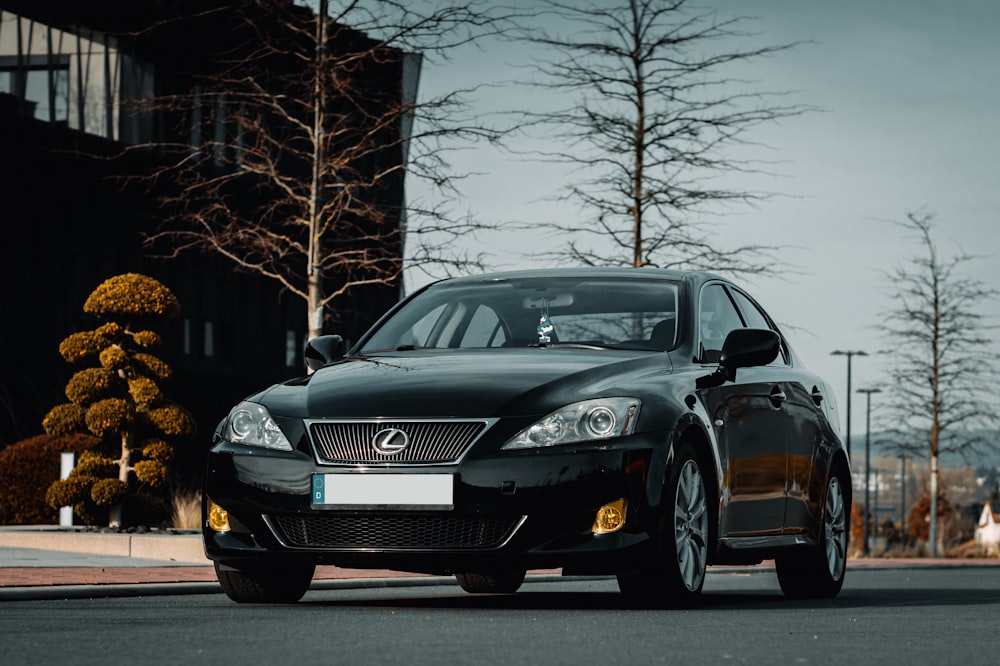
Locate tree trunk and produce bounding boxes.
[306,0,327,343]
[110,430,134,528]
[308,277,323,340]
[929,453,939,557]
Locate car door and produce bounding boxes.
[697,283,794,538]
[727,287,826,537]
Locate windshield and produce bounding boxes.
[360,276,679,353]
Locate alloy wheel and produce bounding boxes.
[824,476,847,579]
[674,458,708,592]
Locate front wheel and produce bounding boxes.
[618,441,710,608]
[215,560,316,604]
[455,569,526,594]
[775,471,849,599]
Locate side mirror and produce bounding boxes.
[696,328,780,389]
[304,335,346,372]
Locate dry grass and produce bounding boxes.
[171,487,202,530]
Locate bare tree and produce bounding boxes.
[131,0,509,339]
[512,0,808,271]
[879,211,998,556]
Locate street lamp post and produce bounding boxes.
[858,387,881,556]
[831,350,867,459]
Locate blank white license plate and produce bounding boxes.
[311,473,454,509]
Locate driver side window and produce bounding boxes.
[698,284,744,363]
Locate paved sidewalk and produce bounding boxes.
[0,526,443,599]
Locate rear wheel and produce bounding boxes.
[618,441,709,608]
[455,569,526,594]
[215,560,316,604]
[776,471,849,599]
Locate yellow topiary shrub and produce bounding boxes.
[128,376,162,408]
[43,273,195,528]
[74,451,119,478]
[141,439,175,463]
[65,368,116,405]
[143,403,196,437]
[42,403,86,436]
[133,353,172,381]
[46,475,96,509]
[85,398,135,437]
[83,273,181,320]
[133,330,161,348]
[58,330,105,364]
[134,460,168,487]
[99,346,129,371]
[91,478,129,507]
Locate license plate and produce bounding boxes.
[311,473,454,509]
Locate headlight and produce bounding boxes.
[502,398,640,450]
[225,401,293,451]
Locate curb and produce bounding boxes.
[0,573,570,602]
[0,527,207,564]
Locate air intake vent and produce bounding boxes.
[270,514,522,550]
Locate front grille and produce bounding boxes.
[270,514,523,550]
[308,419,492,465]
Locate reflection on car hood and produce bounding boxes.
[258,349,670,418]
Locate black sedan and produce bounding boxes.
[204,268,850,606]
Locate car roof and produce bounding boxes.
[433,266,726,286]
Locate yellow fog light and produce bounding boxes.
[207,500,231,533]
[592,499,627,534]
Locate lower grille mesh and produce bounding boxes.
[270,514,522,550]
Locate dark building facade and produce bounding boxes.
[0,1,412,478]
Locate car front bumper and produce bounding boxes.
[203,434,667,576]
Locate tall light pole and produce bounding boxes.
[831,350,867,459]
[858,387,881,556]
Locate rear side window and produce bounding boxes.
[729,288,788,365]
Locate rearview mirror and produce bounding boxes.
[696,328,780,389]
[304,335,346,372]
[720,328,781,370]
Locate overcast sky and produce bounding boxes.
[408,0,1000,438]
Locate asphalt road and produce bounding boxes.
[3,566,999,665]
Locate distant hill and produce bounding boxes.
[851,429,1000,470]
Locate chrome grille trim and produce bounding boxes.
[306,418,498,466]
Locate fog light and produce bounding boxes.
[207,500,231,533]
[592,499,627,534]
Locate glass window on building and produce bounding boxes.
[0,55,70,124]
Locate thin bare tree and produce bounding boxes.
[879,210,998,556]
[130,0,510,339]
[511,0,809,271]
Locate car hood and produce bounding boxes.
[257,349,672,419]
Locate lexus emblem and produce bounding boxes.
[372,427,411,455]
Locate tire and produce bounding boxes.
[215,560,316,604]
[617,441,710,608]
[455,569,526,594]
[776,470,850,599]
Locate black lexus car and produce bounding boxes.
[204,267,850,606]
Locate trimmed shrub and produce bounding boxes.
[0,434,98,525]
[41,273,196,528]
